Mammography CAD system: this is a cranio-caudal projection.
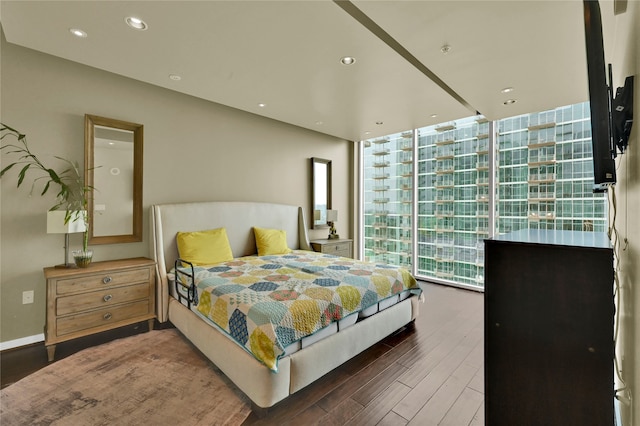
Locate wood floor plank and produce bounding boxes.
[407,335,483,425]
[468,365,484,394]
[345,381,412,426]
[282,404,327,426]
[396,296,483,380]
[314,398,364,426]
[397,314,483,389]
[438,387,484,426]
[464,336,484,369]
[469,401,485,426]
[317,338,413,412]
[393,322,483,420]
[378,410,409,426]
[351,361,408,406]
[393,288,476,364]
[407,362,478,425]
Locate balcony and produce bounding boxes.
[372,173,390,180]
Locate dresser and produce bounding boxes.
[484,230,614,425]
[310,238,353,258]
[44,257,156,361]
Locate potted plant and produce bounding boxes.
[1,123,94,267]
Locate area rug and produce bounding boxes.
[0,329,251,425]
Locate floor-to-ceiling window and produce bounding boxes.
[362,131,414,269]
[362,102,608,290]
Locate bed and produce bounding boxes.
[151,201,422,409]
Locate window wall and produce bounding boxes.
[362,102,608,290]
[362,131,414,269]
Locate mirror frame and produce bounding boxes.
[311,157,332,229]
[85,114,143,245]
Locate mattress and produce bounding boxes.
[171,250,421,371]
[171,278,412,357]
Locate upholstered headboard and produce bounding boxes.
[150,201,311,321]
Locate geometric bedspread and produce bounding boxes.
[177,250,421,371]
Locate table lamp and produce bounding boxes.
[326,209,339,239]
[47,210,86,268]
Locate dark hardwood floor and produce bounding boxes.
[0,282,484,425]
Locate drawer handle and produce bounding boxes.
[103,294,113,302]
[103,312,113,321]
[102,276,112,284]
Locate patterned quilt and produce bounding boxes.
[176,250,421,372]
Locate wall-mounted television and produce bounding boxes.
[583,0,634,193]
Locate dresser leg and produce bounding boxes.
[148,318,154,331]
[46,344,56,362]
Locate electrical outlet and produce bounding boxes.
[22,290,34,304]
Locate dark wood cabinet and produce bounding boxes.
[484,229,614,425]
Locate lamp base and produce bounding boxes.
[328,234,340,240]
[54,263,77,269]
[53,233,77,268]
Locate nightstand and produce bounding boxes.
[43,257,156,361]
[310,238,353,258]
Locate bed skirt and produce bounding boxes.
[168,294,419,408]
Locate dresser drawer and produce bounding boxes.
[57,300,150,336]
[56,267,150,295]
[321,243,350,255]
[310,239,353,258]
[56,282,151,316]
[331,248,351,258]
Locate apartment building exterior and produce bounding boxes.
[362,102,608,289]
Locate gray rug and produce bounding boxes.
[0,329,251,425]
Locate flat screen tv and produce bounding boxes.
[583,0,616,192]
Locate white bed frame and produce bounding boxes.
[151,201,419,408]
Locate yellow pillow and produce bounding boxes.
[254,227,292,256]
[176,228,233,266]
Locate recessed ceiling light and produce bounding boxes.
[169,74,182,81]
[315,121,323,125]
[503,99,517,105]
[258,103,266,108]
[340,56,356,65]
[440,44,451,54]
[125,16,148,30]
[501,87,514,93]
[430,114,438,118]
[364,131,371,135]
[69,28,87,38]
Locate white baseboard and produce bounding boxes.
[0,333,44,351]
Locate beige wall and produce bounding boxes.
[0,38,353,344]
[609,2,639,425]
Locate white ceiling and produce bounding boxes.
[0,0,617,141]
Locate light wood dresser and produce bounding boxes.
[44,257,156,361]
[310,238,353,258]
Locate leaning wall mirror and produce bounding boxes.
[85,114,143,244]
[311,157,332,229]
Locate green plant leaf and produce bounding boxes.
[47,168,62,184]
[1,162,17,177]
[41,181,51,196]
[17,164,31,186]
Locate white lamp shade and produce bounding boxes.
[326,210,338,222]
[47,210,87,234]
